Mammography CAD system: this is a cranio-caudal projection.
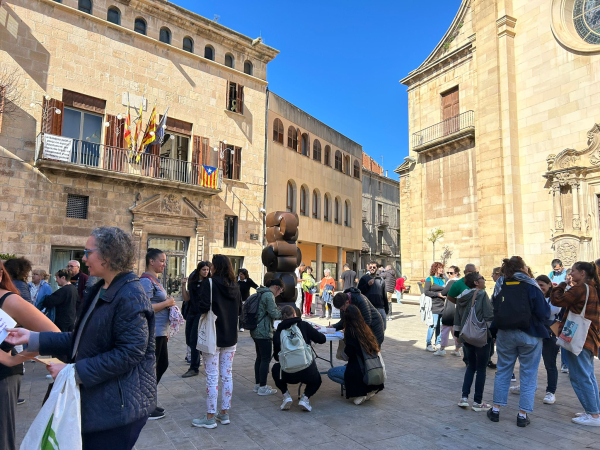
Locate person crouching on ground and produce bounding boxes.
[327,304,384,404]
[273,305,326,412]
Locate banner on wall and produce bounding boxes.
[43,134,72,162]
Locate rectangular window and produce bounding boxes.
[49,248,88,291]
[62,107,103,166]
[223,144,241,180]
[226,82,244,114]
[228,256,244,274]
[224,216,238,248]
[66,194,89,219]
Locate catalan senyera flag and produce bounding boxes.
[123,103,132,151]
[140,105,157,149]
[201,165,218,189]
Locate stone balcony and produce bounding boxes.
[412,111,475,154]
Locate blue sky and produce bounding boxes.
[181,0,462,177]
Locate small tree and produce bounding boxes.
[440,245,453,266]
[427,227,444,262]
[0,67,23,122]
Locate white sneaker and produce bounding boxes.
[433,349,446,356]
[458,397,469,408]
[573,414,600,426]
[280,391,293,410]
[450,350,462,357]
[426,345,436,352]
[509,385,520,395]
[353,396,367,405]
[253,384,259,393]
[366,391,377,401]
[543,392,556,404]
[257,385,277,396]
[298,395,312,412]
[561,365,569,374]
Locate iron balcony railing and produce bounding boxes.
[378,244,392,255]
[412,110,474,149]
[35,133,222,190]
[376,214,389,228]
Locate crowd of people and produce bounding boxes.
[420,256,600,428]
[2,224,600,449]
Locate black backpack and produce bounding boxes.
[493,279,531,331]
[241,292,263,330]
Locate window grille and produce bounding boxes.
[66,194,89,219]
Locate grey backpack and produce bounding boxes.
[279,324,313,373]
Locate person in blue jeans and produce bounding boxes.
[487,256,550,428]
[424,262,446,352]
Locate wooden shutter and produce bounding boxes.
[201,137,210,165]
[225,79,230,110]
[297,128,301,153]
[237,85,244,115]
[42,97,64,135]
[104,114,125,148]
[219,141,227,178]
[192,135,202,166]
[0,86,5,133]
[233,146,241,180]
[442,87,459,135]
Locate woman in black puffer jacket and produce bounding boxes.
[6,227,156,450]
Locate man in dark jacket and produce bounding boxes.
[42,269,78,332]
[358,261,389,326]
[67,260,89,304]
[380,265,396,321]
[272,307,326,412]
[332,288,385,345]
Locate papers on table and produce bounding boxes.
[0,308,16,345]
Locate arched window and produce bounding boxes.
[300,186,308,216]
[287,126,298,151]
[107,6,120,24]
[324,194,330,222]
[204,45,214,60]
[273,118,284,144]
[334,198,340,224]
[301,133,309,157]
[324,145,331,166]
[312,190,320,219]
[134,18,146,35]
[353,160,360,179]
[183,37,194,53]
[244,61,253,75]
[286,181,295,212]
[344,200,351,227]
[312,139,321,162]
[344,155,351,175]
[334,150,343,171]
[225,53,234,68]
[159,27,171,44]
[78,0,92,14]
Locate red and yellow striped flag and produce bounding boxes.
[140,105,157,149]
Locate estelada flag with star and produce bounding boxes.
[201,165,218,189]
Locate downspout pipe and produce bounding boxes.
[261,88,270,285]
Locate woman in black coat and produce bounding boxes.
[327,305,384,404]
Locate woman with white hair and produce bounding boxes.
[319,269,336,319]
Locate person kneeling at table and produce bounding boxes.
[272,305,326,412]
[327,304,384,405]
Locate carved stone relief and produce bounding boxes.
[556,242,578,267]
[163,194,181,214]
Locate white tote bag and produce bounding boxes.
[20,364,82,450]
[197,278,218,354]
[557,283,591,356]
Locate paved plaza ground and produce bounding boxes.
[15,302,600,449]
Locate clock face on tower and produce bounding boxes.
[573,0,600,44]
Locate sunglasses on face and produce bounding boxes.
[478,277,486,281]
[446,272,455,275]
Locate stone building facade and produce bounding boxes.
[266,92,362,286]
[396,0,600,288]
[361,155,400,276]
[0,0,278,290]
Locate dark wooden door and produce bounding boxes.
[442,88,459,135]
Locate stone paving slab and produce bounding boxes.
[15,303,600,449]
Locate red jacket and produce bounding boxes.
[395,278,405,291]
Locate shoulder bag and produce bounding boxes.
[460,292,488,347]
[197,279,218,354]
[557,284,591,356]
[357,346,386,386]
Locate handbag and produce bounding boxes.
[336,340,349,361]
[441,299,455,326]
[197,279,218,354]
[460,293,488,347]
[557,284,591,356]
[357,347,386,386]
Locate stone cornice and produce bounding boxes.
[400,42,473,87]
[497,14,517,38]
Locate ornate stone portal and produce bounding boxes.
[545,123,600,264]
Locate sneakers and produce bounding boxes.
[487,361,497,369]
[517,414,530,427]
[450,350,462,357]
[239,328,245,332]
[192,415,217,429]
[426,345,436,352]
[572,414,600,426]
[253,384,260,393]
[215,412,230,425]
[280,391,293,410]
[149,408,166,420]
[509,385,520,395]
[182,369,199,378]
[17,398,26,405]
[298,395,312,412]
[155,406,165,413]
[543,392,556,404]
[561,364,569,374]
[487,408,499,422]
[353,396,367,405]
[366,391,377,401]
[472,402,491,412]
[433,349,446,356]
[458,397,469,408]
[511,374,517,382]
[257,385,277,396]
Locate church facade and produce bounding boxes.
[396,0,600,286]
